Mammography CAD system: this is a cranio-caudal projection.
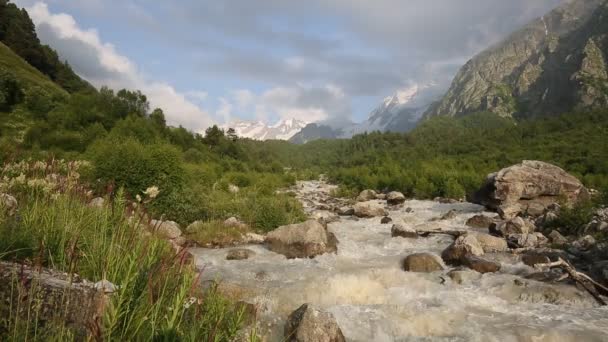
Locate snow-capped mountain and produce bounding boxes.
[223,118,308,141]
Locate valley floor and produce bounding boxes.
[191,181,608,341]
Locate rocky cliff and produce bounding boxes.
[427,0,608,119]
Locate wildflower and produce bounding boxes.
[144,186,160,199]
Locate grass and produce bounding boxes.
[0,160,254,341]
[186,220,251,247]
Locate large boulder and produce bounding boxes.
[471,232,509,252]
[402,253,444,272]
[490,217,535,236]
[311,210,340,224]
[441,234,484,266]
[466,215,496,229]
[448,269,482,284]
[462,255,501,274]
[266,220,337,259]
[356,189,377,202]
[353,201,388,218]
[386,191,406,205]
[472,161,589,219]
[391,224,418,239]
[150,220,182,239]
[284,304,346,342]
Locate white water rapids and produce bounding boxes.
[191,181,608,341]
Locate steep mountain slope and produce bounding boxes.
[224,118,307,140]
[426,0,608,119]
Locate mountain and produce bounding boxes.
[289,84,439,144]
[224,118,307,140]
[426,0,608,119]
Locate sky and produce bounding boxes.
[13,0,565,132]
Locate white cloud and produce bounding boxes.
[24,2,215,131]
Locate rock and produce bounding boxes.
[405,207,413,213]
[466,215,496,229]
[376,193,387,200]
[540,211,559,225]
[336,206,354,216]
[391,224,418,239]
[447,269,482,284]
[151,220,182,239]
[507,233,540,248]
[266,220,337,259]
[441,234,484,266]
[522,253,551,267]
[0,193,17,215]
[472,161,589,219]
[440,210,458,220]
[590,260,608,287]
[88,197,105,208]
[356,189,377,202]
[284,304,345,342]
[224,217,249,230]
[491,217,535,236]
[525,202,547,217]
[380,216,392,224]
[434,197,458,204]
[94,279,118,294]
[572,235,596,251]
[226,248,256,260]
[242,232,265,244]
[471,232,508,252]
[548,230,568,245]
[462,255,501,273]
[353,201,388,218]
[172,236,187,247]
[229,184,240,194]
[386,191,406,205]
[402,253,444,273]
[311,211,340,224]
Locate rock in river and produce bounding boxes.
[284,304,346,342]
[266,220,337,259]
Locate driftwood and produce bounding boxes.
[416,230,466,238]
[535,258,608,306]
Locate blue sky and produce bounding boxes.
[13,0,564,132]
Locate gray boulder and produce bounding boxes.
[386,191,406,205]
[491,217,535,236]
[448,269,482,284]
[266,220,337,259]
[356,189,377,202]
[471,232,508,252]
[472,161,589,219]
[548,230,568,245]
[402,253,444,273]
[466,214,496,229]
[284,304,345,342]
[336,206,354,216]
[441,234,484,266]
[462,255,501,274]
[391,224,418,239]
[353,201,388,218]
[151,220,182,239]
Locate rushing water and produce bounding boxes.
[191,181,608,341]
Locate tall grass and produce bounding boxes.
[0,161,252,341]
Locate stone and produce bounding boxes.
[311,210,340,224]
[472,161,589,219]
[94,279,118,294]
[447,269,482,284]
[522,253,551,267]
[229,184,240,194]
[507,233,539,248]
[242,232,265,244]
[525,202,547,217]
[173,236,187,247]
[380,216,392,224]
[402,253,444,273]
[376,193,387,200]
[226,248,256,260]
[386,191,406,205]
[266,220,337,259]
[284,304,346,342]
[88,197,105,208]
[440,209,458,220]
[548,230,568,245]
[336,206,355,216]
[356,189,377,202]
[151,220,182,239]
[466,215,495,229]
[353,201,388,218]
[441,234,484,266]
[462,255,501,273]
[491,217,535,236]
[572,235,596,251]
[0,193,17,215]
[405,207,413,213]
[224,217,249,230]
[391,224,418,239]
[471,232,508,252]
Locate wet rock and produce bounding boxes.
[548,230,568,245]
[226,248,256,260]
[402,253,444,273]
[356,189,377,202]
[472,232,508,252]
[311,210,340,224]
[447,268,482,284]
[441,234,484,266]
[88,197,105,208]
[0,193,17,215]
[336,206,355,216]
[353,201,388,218]
[472,161,589,219]
[405,207,413,213]
[466,214,496,229]
[380,216,392,224]
[491,217,535,236]
[386,191,406,205]
[266,220,337,259]
[284,304,346,342]
[463,255,501,273]
[522,253,551,267]
[391,224,418,239]
[513,280,596,306]
[507,233,541,248]
[151,220,182,239]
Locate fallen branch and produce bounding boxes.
[416,230,466,238]
[535,257,608,306]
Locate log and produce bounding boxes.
[534,258,608,306]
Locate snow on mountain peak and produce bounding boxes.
[223,117,307,141]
